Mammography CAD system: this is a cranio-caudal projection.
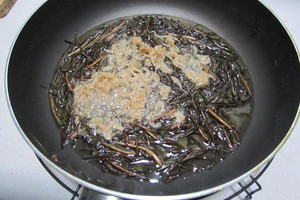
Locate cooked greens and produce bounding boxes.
[50,15,252,183]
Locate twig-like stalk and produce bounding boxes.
[102,142,135,155]
[136,124,158,140]
[68,20,126,57]
[115,142,163,166]
[241,76,252,97]
[86,54,107,69]
[49,93,62,126]
[170,124,191,130]
[107,160,148,179]
[65,73,74,92]
[147,108,177,123]
[207,107,233,130]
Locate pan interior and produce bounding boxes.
[7,0,300,197]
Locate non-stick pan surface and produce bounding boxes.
[7,0,300,198]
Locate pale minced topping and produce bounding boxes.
[73,35,212,139]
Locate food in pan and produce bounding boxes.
[50,15,253,183]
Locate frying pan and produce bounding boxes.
[6,0,300,199]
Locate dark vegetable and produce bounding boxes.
[50,15,252,183]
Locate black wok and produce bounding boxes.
[6,0,300,199]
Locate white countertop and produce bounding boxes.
[0,1,299,199]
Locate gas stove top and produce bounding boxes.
[0,1,299,199]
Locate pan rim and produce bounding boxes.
[4,0,300,199]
